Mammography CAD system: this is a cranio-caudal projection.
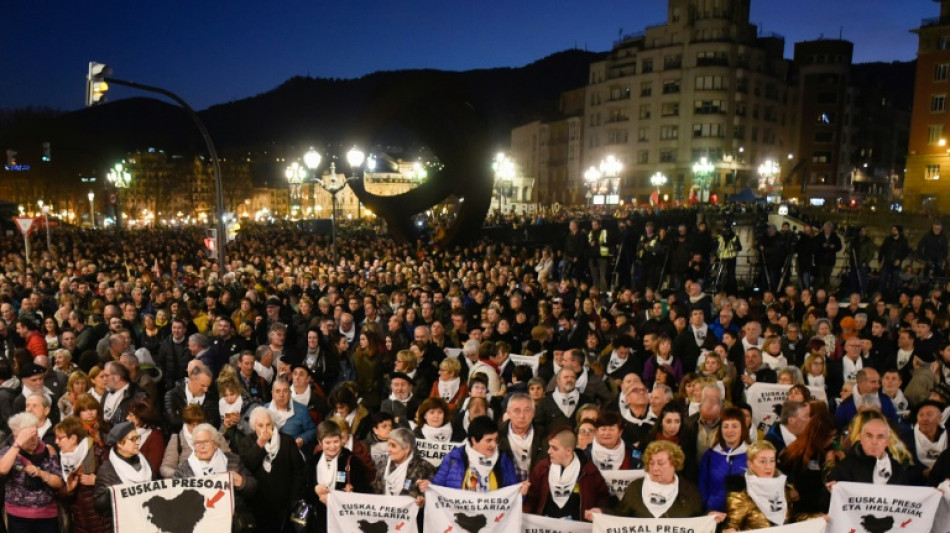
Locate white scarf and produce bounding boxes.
[343,410,356,428]
[181,425,195,451]
[464,442,499,491]
[219,396,244,416]
[642,474,679,518]
[438,378,461,402]
[890,389,910,416]
[914,425,947,469]
[688,401,700,417]
[745,472,788,525]
[779,425,797,447]
[421,423,454,443]
[842,356,863,382]
[384,453,413,495]
[897,348,914,370]
[872,454,892,484]
[547,454,581,509]
[187,447,229,477]
[90,389,103,403]
[761,352,786,371]
[852,384,881,410]
[60,438,91,480]
[551,389,580,418]
[507,426,534,475]
[606,350,627,374]
[136,427,151,446]
[692,325,708,346]
[103,384,128,420]
[184,386,205,405]
[316,452,340,491]
[109,449,152,484]
[591,439,626,471]
[262,430,281,473]
[36,418,52,440]
[621,403,655,427]
[292,385,312,407]
[388,392,411,405]
[712,442,748,460]
[268,401,294,429]
[575,369,589,393]
[806,374,825,389]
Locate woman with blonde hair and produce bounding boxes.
[723,440,793,531]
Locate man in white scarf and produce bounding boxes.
[911,401,947,471]
[828,417,905,485]
[536,428,585,519]
[537,368,585,429]
[501,394,539,481]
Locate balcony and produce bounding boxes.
[922,16,950,28]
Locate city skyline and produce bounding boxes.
[1,0,938,112]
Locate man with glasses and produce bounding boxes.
[829,338,868,398]
[834,368,901,430]
[619,383,654,450]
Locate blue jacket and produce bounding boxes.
[833,393,900,431]
[763,423,790,457]
[698,445,748,512]
[431,445,520,490]
[267,400,316,449]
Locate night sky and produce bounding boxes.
[1,1,938,112]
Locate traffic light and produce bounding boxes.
[85,62,112,107]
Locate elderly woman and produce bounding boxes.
[371,428,435,505]
[94,422,153,527]
[55,416,109,533]
[430,357,467,414]
[161,404,213,478]
[0,412,64,533]
[724,441,792,531]
[267,377,316,449]
[227,406,306,532]
[52,348,76,375]
[58,370,90,419]
[589,440,703,519]
[174,423,257,530]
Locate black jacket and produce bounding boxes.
[163,382,221,432]
[828,444,910,485]
[157,335,190,391]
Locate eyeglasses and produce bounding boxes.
[630,388,648,394]
[194,439,213,447]
[125,435,141,443]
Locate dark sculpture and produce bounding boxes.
[351,72,493,247]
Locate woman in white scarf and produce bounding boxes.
[431,358,467,414]
[371,428,436,506]
[160,403,207,479]
[243,407,307,532]
[173,424,248,490]
[723,441,790,532]
[414,398,459,443]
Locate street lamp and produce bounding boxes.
[310,148,363,262]
[285,161,306,217]
[758,160,780,194]
[584,165,602,206]
[37,200,51,254]
[303,147,322,216]
[650,172,668,203]
[492,153,515,213]
[599,155,622,209]
[88,192,95,229]
[106,162,131,229]
[347,147,366,218]
[692,157,715,203]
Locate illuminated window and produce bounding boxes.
[929,125,944,145]
[926,164,941,180]
[932,95,947,112]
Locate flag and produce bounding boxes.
[523,512,592,533]
[828,481,939,533]
[327,491,418,533]
[110,473,233,533]
[746,383,827,433]
[415,439,463,467]
[599,469,646,500]
[424,483,522,533]
[592,513,716,533]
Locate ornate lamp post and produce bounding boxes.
[285,161,306,217]
[492,153,515,213]
[692,157,715,203]
[599,155,622,210]
[87,191,96,229]
[650,172,668,205]
[106,162,131,229]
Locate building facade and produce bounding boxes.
[584,0,792,203]
[905,0,950,212]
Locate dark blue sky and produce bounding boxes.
[1,1,937,111]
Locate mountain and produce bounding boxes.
[0,49,603,171]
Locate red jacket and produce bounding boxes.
[25,330,47,358]
[523,451,610,521]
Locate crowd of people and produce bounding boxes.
[0,211,948,532]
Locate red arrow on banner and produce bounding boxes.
[494,513,505,523]
[394,522,406,531]
[901,519,912,528]
[442,527,453,533]
[206,490,225,508]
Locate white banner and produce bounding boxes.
[328,491,418,533]
[424,483,522,533]
[110,473,233,533]
[747,382,827,432]
[510,354,540,376]
[828,481,939,533]
[523,512,592,533]
[748,518,827,533]
[445,348,463,359]
[592,514,716,533]
[599,469,646,500]
[934,480,950,533]
[415,439,463,467]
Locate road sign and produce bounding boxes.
[13,217,35,235]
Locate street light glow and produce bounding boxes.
[303,148,321,170]
[347,147,365,169]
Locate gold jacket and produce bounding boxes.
[725,488,793,531]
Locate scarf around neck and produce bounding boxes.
[384,453,413,495]
[60,437,91,480]
[591,439,625,471]
[109,448,152,484]
[745,471,787,525]
[547,454,581,509]
[642,474,679,518]
[187,447,229,477]
[464,442,499,492]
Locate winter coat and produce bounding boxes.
[164,382,221,432]
[610,476,704,518]
[266,400,316,449]
[230,431,306,532]
[523,451,609,520]
[725,477,793,531]
[370,453,436,497]
[431,444,520,490]
[698,445,748,512]
[828,443,910,485]
[60,438,110,533]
